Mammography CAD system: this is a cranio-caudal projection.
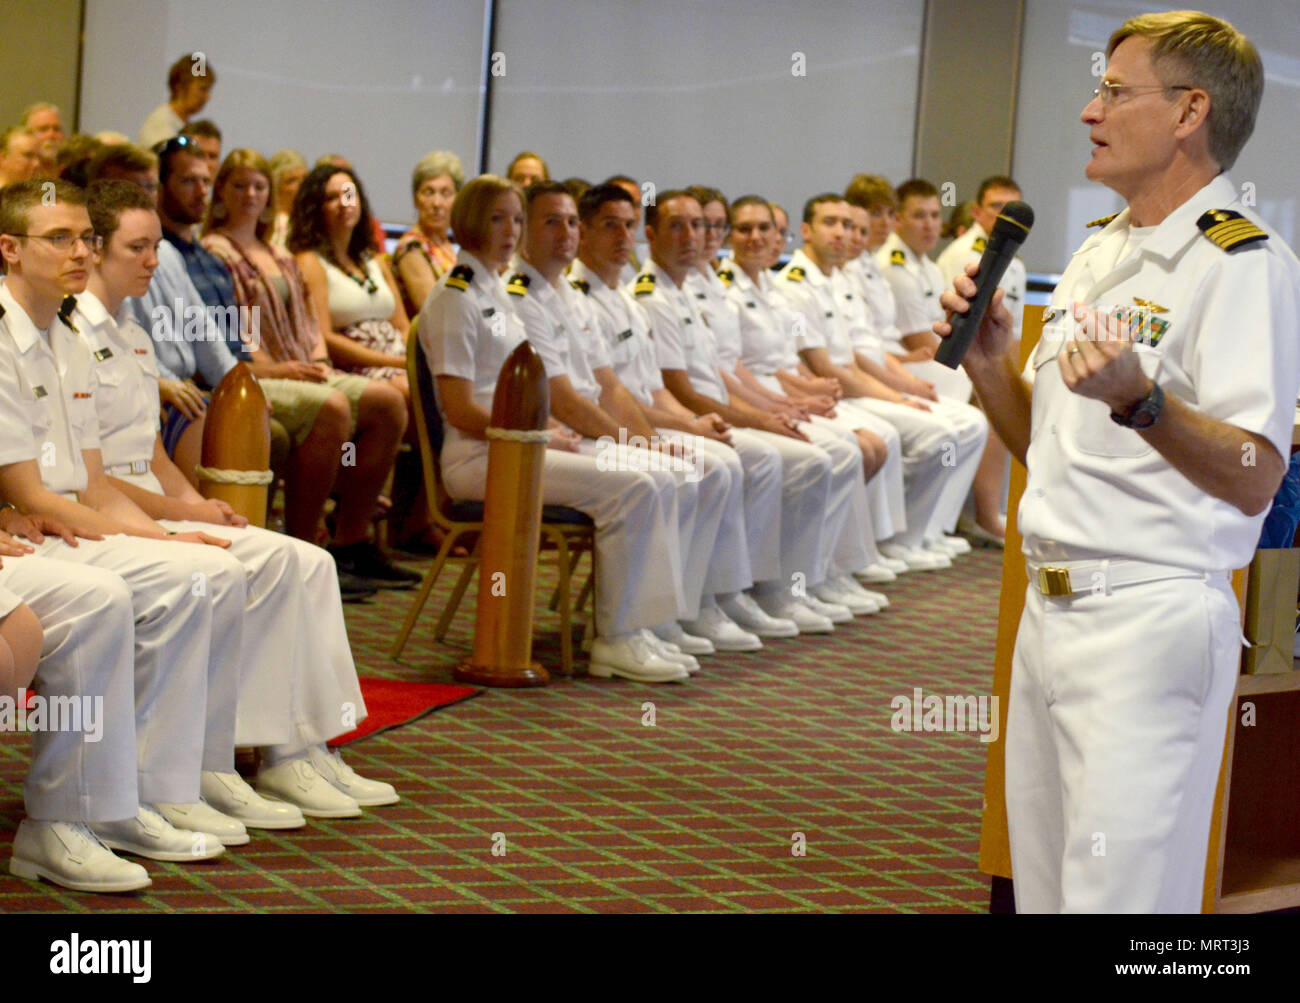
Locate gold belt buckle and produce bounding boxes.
[1036,566,1073,597]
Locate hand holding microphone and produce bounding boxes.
[934,201,1034,369]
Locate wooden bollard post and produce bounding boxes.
[455,341,551,688]
[196,363,272,527]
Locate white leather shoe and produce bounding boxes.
[92,806,224,862]
[852,562,897,584]
[878,556,910,574]
[652,621,715,656]
[719,592,798,638]
[201,770,307,830]
[803,594,853,623]
[879,542,949,571]
[154,800,250,846]
[918,540,957,566]
[829,574,888,611]
[682,603,763,652]
[590,633,689,682]
[255,759,363,818]
[9,819,151,893]
[641,629,700,674]
[307,746,399,807]
[941,534,972,555]
[754,593,834,634]
[812,581,879,616]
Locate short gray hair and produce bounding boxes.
[21,102,59,126]
[1108,11,1263,170]
[411,150,464,199]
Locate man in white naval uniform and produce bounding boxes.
[777,194,986,571]
[939,11,1300,912]
[76,179,397,819]
[568,185,800,641]
[506,182,713,674]
[420,175,689,683]
[0,178,239,862]
[632,191,857,637]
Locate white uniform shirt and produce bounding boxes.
[684,265,743,375]
[1020,174,1300,571]
[774,249,855,366]
[831,266,887,368]
[507,257,609,406]
[631,261,728,402]
[417,249,528,448]
[0,284,99,498]
[721,263,800,377]
[569,260,662,408]
[73,291,166,493]
[845,252,906,356]
[936,221,1027,340]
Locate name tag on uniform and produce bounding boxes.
[615,328,633,342]
[744,301,756,309]
[93,347,113,361]
[32,385,47,399]
[482,307,496,318]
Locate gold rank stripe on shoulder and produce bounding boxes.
[505,272,530,297]
[972,236,987,254]
[1197,209,1268,252]
[570,278,590,294]
[58,295,79,332]
[1086,212,1119,229]
[446,264,473,291]
[633,274,656,296]
[716,267,733,288]
[785,265,805,283]
[889,249,905,266]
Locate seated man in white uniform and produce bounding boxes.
[777,193,987,571]
[77,179,396,818]
[568,185,804,641]
[0,522,152,892]
[935,175,1029,544]
[420,175,689,683]
[938,10,1300,911]
[718,195,899,601]
[878,178,1006,544]
[507,182,731,670]
[0,178,245,862]
[633,190,862,633]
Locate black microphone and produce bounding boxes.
[935,200,1034,369]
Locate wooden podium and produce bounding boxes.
[977,307,1300,912]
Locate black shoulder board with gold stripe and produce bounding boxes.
[0,303,5,322]
[716,266,733,288]
[570,278,590,294]
[58,295,79,332]
[633,273,656,297]
[1086,212,1118,229]
[505,272,530,297]
[972,236,987,254]
[889,249,906,266]
[785,266,805,283]
[446,264,473,291]
[1197,209,1267,252]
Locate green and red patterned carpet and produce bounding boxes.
[0,546,1004,912]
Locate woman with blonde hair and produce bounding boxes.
[267,149,307,247]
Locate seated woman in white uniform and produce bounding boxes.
[79,180,397,821]
[418,175,692,684]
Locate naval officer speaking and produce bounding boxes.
[936,10,1300,913]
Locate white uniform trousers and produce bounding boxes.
[678,434,754,598]
[0,557,138,823]
[158,521,367,752]
[443,438,683,637]
[800,417,873,576]
[34,535,242,804]
[729,429,833,588]
[1006,574,1240,913]
[847,396,985,546]
[824,400,906,542]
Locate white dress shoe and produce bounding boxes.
[255,759,363,818]
[590,633,689,682]
[878,556,910,574]
[829,574,888,610]
[307,746,400,807]
[719,592,798,638]
[641,629,700,674]
[918,541,956,566]
[942,534,972,555]
[9,819,151,893]
[682,603,763,652]
[651,621,715,656]
[803,594,853,623]
[812,581,879,616]
[201,770,306,829]
[154,800,250,846]
[879,542,949,571]
[852,562,897,584]
[754,593,834,634]
[92,806,224,862]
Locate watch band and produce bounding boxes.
[1110,381,1164,429]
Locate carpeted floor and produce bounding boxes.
[0,544,1005,913]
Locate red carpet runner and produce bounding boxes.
[328,678,480,747]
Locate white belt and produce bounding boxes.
[106,459,151,477]
[1026,558,1226,598]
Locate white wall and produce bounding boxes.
[1013,0,1300,275]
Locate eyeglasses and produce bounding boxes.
[6,231,101,252]
[1092,81,1192,106]
[704,221,731,236]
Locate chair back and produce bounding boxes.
[407,319,459,526]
